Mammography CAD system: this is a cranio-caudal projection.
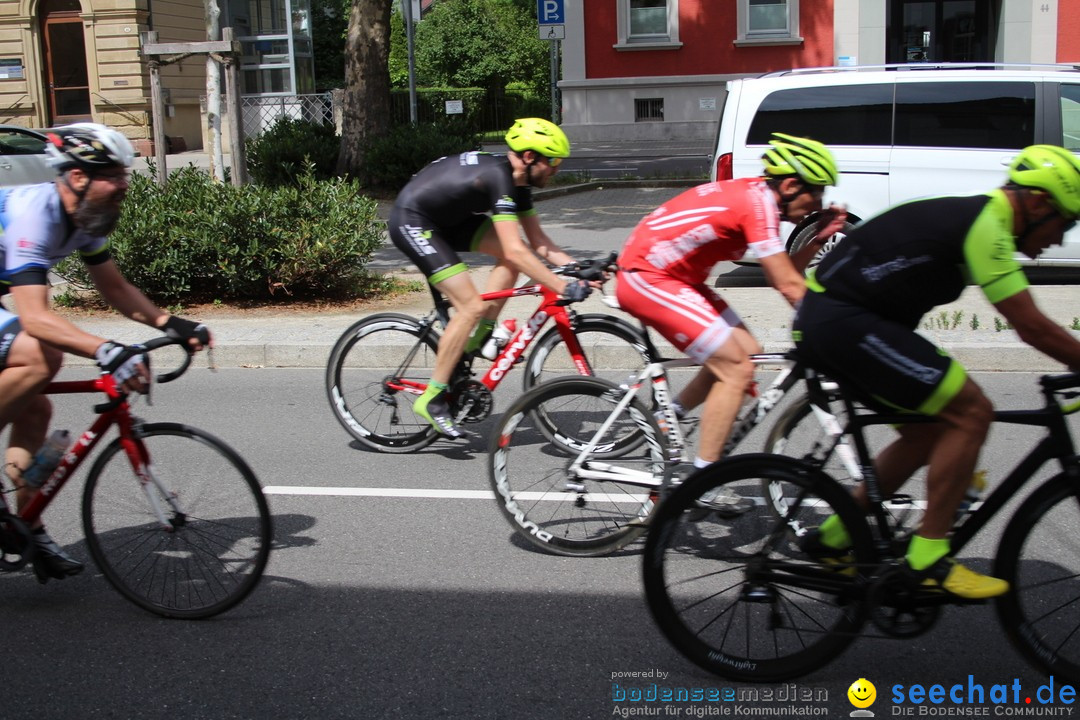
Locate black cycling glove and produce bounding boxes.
[561,280,592,304]
[161,315,211,346]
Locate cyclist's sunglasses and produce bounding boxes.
[537,153,563,168]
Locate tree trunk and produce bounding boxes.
[205,0,225,181]
[337,0,393,180]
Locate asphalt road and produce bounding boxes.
[4,367,1078,719]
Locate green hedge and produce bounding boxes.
[362,120,481,191]
[246,116,340,187]
[55,164,384,304]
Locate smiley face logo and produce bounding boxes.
[848,678,877,709]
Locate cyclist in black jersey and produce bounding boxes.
[389,118,592,438]
[793,145,1080,599]
[0,123,211,583]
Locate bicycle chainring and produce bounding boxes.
[0,510,34,572]
[867,565,941,638]
[450,379,494,424]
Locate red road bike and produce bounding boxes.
[325,253,655,452]
[0,336,272,618]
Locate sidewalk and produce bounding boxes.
[53,277,1079,372]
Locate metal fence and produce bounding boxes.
[240,93,335,138]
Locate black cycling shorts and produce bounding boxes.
[793,291,967,416]
[388,206,493,285]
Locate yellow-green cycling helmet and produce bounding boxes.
[761,133,838,186]
[505,118,571,159]
[1008,145,1080,219]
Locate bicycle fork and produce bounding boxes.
[121,425,184,532]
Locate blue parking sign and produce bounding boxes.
[537,0,564,24]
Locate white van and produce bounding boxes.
[710,63,1080,266]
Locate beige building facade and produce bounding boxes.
[0,0,209,154]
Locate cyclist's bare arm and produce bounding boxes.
[995,289,1080,371]
[758,251,807,308]
[10,283,105,358]
[491,219,568,294]
[519,212,574,267]
[87,260,169,329]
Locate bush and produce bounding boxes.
[362,120,481,191]
[245,117,340,187]
[55,164,384,304]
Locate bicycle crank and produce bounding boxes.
[451,379,493,423]
[867,565,941,638]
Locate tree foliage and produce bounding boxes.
[411,0,548,96]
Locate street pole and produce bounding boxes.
[549,39,559,123]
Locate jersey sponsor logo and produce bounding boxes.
[859,333,943,385]
[645,222,718,269]
[859,254,933,284]
[460,152,482,166]
[401,224,438,256]
[488,311,546,381]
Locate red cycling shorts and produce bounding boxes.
[615,269,744,364]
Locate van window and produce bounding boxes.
[894,81,1035,150]
[746,84,892,146]
[1062,84,1080,152]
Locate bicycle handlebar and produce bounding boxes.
[554,251,619,281]
[112,336,198,385]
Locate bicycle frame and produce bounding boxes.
[387,282,623,398]
[567,352,854,489]
[830,376,1080,558]
[12,375,178,531]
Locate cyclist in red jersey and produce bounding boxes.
[616,133,845,511]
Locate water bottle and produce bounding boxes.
[481,319,517,360]
[22,430,71,488]
[956,469,987,516]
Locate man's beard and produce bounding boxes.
[73,197,122,235]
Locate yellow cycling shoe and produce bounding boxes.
[913,557,1009,599]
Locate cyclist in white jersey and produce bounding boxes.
[0,123,211,584]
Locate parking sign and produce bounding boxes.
[537,0,564,24]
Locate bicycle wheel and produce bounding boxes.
[326,313,440,453]
[523,315,653,390]
[82,423,272,619]
[995,474,1080,684]
[763,391,852,512]
[643,454,872,682]
[489,376,668,557]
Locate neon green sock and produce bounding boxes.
[906,535,950,571]
[415,380,449,409]
[464,319,496,354]
[818,514,851,550]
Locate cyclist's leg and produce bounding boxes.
[389,209,483,437]
[0,317,79,581]
[468,222,519,350]
[617,271,756,512]
[0,322,62,515]
[796,294,1003,598]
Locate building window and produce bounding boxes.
[736,0,801,45]
[635,98,664,122]
[616,0,681,50]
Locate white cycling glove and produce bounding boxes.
[95,341,147,386]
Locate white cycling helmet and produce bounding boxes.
[44,123,135,173]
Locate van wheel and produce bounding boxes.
[789,220,855,270]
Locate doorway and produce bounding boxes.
[887,0,992,64]
[39,0,91,124]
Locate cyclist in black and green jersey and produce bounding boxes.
[793,145,1080,599]
[389,118,591,438]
